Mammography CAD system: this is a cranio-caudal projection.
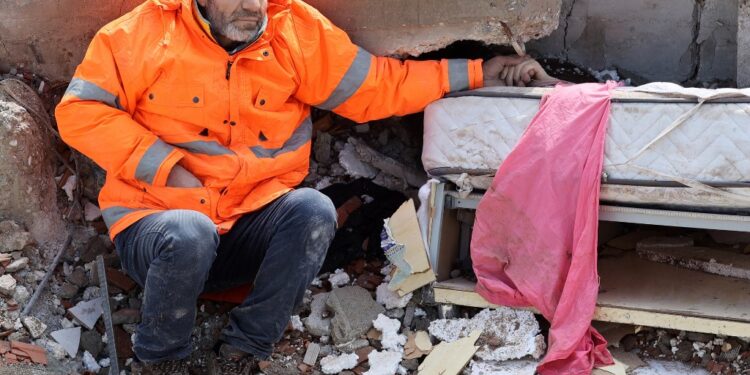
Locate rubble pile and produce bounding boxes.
[620,328,750,375]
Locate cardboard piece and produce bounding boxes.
[382,200,436,296]
[418,330,480,375]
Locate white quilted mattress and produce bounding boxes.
[423,87,750,184]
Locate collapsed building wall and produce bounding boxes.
[528,0,740,85]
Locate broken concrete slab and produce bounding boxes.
[21,316,47,339]
[304,292,332,337]
[429,308,546,361]
[305,0,562,57]
[0,274,17,296]
[326,286,385,345]
[740,0,750,88]
[637,246,750,280]
[68,297,104,330]
[50,327,81,358]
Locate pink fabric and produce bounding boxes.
[471,82,617,375]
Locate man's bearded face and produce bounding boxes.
[203,0,268,42]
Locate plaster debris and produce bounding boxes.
[428,308,546,361]
[51,327,81,357]
[99,357,111,367]
[82,350,101,372]
[303,292,331,337]
[469,359,538,375]
[290,315,304,332]
[373,314,406,352]
[364,350,403,375]
[0,274,17,295]
[320,352,358,374]
[328,268,351,288]
[376,283,412,310]
[22,316,47,339]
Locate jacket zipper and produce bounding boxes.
[225,61,233,80]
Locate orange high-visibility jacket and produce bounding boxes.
[56,0,484,240]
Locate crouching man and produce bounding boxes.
[56,0,553,372]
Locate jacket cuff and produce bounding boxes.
[444,59,484,93]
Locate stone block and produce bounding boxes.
[326,286,384,345]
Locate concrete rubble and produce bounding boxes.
[429,308,546,361]
[326,285,385,345]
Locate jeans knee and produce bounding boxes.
[160,210,218,264]
[290,188,336,232]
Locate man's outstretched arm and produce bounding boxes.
[290,1,526,123]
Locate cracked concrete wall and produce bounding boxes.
[529,0,739,84]
[0,0,143,81]
[304,0,562,57]
[739,0,750,87]
[1,0,562,81]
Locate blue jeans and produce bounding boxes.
[113,188,337,363]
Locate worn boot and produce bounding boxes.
[130,352,212,375]
[206,343,257,375]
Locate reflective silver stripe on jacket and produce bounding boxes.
[316,48,373,110]
[65,78,122,109]
[447,59,470,93]
[250,117,312,158]
[135,139,175,184]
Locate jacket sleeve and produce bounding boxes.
[55,30,184,187]
[290,1,484,123]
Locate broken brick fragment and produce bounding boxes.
[11,340,48,365]
[106,267,136,292]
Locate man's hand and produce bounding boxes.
[500,59,560,87]
[483,55,530,87]
[166,164,202,188]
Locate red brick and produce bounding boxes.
[106,267,136,292]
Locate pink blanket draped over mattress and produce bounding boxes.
[471,82,618,374]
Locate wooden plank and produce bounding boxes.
[598,254,750,323]
[433,254,750,337]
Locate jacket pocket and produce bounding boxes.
[142,185,211,214]
[137,82,207,135]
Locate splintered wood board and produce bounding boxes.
[434,255,750,336]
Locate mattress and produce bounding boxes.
[422,86,750,209]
